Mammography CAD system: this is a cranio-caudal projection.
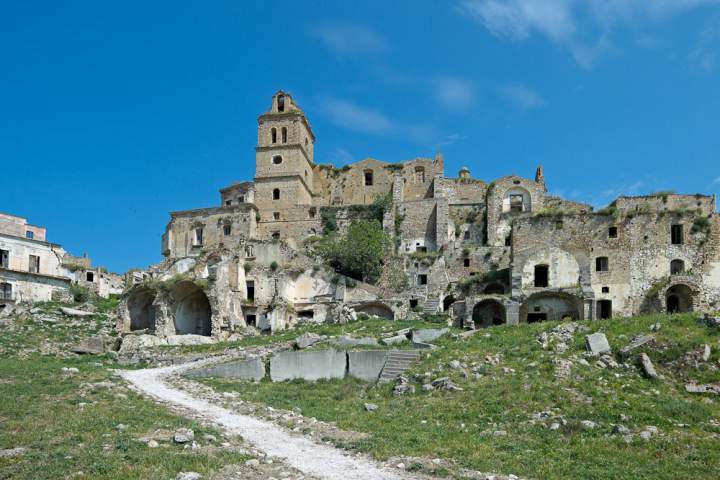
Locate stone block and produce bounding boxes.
[585,332,611,356]
[348,350,388,381]
[410,328,449,343]
[270,349,347,381]
[186,357,265,381]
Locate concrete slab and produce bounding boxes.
[411,328,449,343]
[186,357,266,381]
[348,350,388,381]
[270,350,347,382]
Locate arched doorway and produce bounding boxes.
[666,284,693,313]
[127,289,156,331]
[520,292,582,323]
[443,295,456,311]
[173,282,212,335]
[354,302,394,320]
[472,300,506,328]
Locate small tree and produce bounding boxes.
[314,219,390,283]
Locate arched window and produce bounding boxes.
[272,155,283,165]
[277,95,285,112]
[270,128,277,144]
[281,127,287,143]
[414,166,425,183]
[272,188,280,200]
[364,169,374,186]
[670,259,685,275]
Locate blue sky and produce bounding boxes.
[2,0,720,273]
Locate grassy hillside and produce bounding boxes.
[0,300,250,480]
[200,313,720,479]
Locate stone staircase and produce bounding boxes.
[422,297,440,315]
[379,350,421,382]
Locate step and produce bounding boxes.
[378,349,422,382]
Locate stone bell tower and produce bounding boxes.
[254,91,316,211]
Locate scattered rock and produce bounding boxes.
[71,335,118,354]
[580,420,597,430]
[703,344,711,362]
[364,403,378,412]
[333,335,378,347]
[685,383,720,394]
[638,353,659,379]
[619,335,654,360]
[411,328,449,343]
[382,334,409,346]
[61,367,79,373]
[585,332,611,356]
[294,332,324,349]
[0,447,26,458]
[173,429,194,444]
[176,473,201,480]
[612,424,630,435]
[650,322,662,332]
[147,440,159,448]
[245,459,260,467]
[430,377,463,391]
[393,375,415,395]
[59,307,94,317]
[448,360,461,370]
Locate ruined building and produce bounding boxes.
[118,91,720,338]
[0,212,123,309]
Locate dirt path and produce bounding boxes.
[120,362,413,480]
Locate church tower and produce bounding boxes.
[254,92,316,212]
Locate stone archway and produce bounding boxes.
[472,299,506,328]
[443,295,456,312]
[354,302,394,320]
[520,292,583,323]
[666,284,694,313]
[127,289,156,331]
[173,282,212,335]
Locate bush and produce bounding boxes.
[313,219,390,283]
[243,261,253,273]
[270,261,279,272]
[70,284,91,303]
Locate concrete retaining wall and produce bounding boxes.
[347,350,388,381]
[270,349,347,381]
[186,357,266,381]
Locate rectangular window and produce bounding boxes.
[29,255,40,274]
[509,194,524,213]
[225,200,232,206]
[194,228,204,246]
[86,272,94,282]
[273,212,280,220]
[596,257,609,272]
[246,281,255,301]
[464,230,470,240]
[463,258,470,267]
[364,170,373,186]
[534,265,548,287]
[223,225,232,236]
[418,274,428,285]
[0,283,11,300]
[671,224,683,245]
[608,226,618,238]
[25,231,34,239]
[0,249,8,268]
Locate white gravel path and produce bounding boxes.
[120,363,410,480]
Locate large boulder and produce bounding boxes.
[118,334,165,354]
[295,332,324,349]
[585,333,611,356]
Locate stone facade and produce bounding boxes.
[120,91,720,339]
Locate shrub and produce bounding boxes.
[70,283,91,303]
[692,215,710,234]
[313,219,390,283]
[270,261,279,272]
[243,261,253,273]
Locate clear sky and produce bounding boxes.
[2,1,720,273]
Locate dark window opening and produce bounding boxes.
[298,310,314,321]
[309,207,316,219]
[272,231,280,240]
[0,283,12,301]
[271,128,277,144]
[238,196,244,203]
[281,127,287,143]
[534,265,549,287]
[670,259,685,275]
[671,224,683,245]
[277,95,285,112]
[409,299,419,309]
[272,155,283,165]
[601,286,610,293]
[464,230,470,240]
[246,314,256,327]
[194,228,204,246]
[596,256,609,272]
[223,224,232,236]
[29,255,40,274]
[25,231,34,239]
[364,170,374,186]
[608,226,618,238]
[246,281,255,301]
[505,235,512,247]
[418,274,428,285]
[225,200,232,206]
[527,313,548,323]
[464,258,470,267]
[86,272,94,282]
[273,188,280,200]
[416,246,427,253]
[0,249,8,268]
[273,212,280,220]
[598,300,612,319]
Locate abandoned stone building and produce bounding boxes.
[118,91,720,339]
[0,212,123,309]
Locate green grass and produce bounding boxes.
[200,313,720,479]
[0,298,251,480]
